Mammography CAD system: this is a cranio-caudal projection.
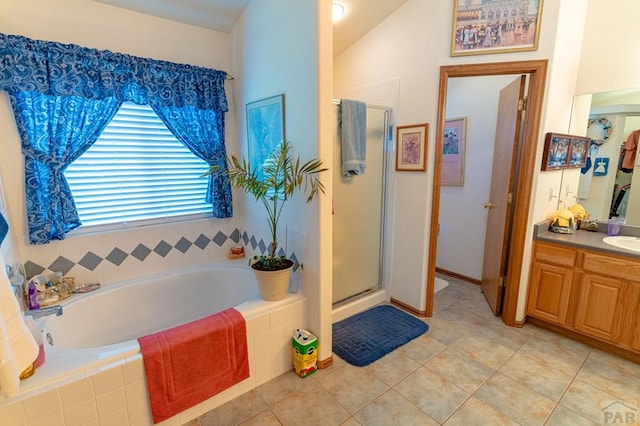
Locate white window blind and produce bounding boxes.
[65,102,211,229]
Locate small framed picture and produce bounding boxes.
[541,133,571,171]
[396,123,428,172]
[442,117,467,186]
[567,136,589,169]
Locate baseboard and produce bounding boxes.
[436,267,481,285]
[317,355,333,369]
[390,297,428,317]
[527,316,640,364]
[512,317,527,328]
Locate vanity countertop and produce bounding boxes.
[534,222,640,259]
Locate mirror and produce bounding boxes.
[568,88,640,225]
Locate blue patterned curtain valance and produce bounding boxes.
[0,33,228,111]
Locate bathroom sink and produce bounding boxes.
[602,236,640,253]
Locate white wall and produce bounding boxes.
[334,0,588,317]
[0,0,239,285]
[437,74,517,280]
[575,1,640,95]
[232,0,331,360]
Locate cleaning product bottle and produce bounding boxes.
[24,316,44,368]
[25,278,40,310]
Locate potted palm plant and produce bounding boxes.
[207,140,327,300]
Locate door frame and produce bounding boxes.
[427,60,548,326]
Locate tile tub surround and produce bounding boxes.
[0,296,309,426]
[22,226,303,283]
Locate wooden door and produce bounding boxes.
[480,76,526,315]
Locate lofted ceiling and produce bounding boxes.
[92,0,408,57]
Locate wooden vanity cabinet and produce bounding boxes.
[575,251,640,345]
[527,242,575,325]
[527,241,640,355]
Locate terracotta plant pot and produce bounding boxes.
[252,263,294,301]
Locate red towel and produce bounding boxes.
[137,307,249,424]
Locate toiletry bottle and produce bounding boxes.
[24,316,44,368]
[25,279,40,310]
[54,271,70,299]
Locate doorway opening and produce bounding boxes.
[436,74,527,316]
[427,60,549,326]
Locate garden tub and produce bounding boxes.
[3,261,306,425]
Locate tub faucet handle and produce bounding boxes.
[25,305,63,319]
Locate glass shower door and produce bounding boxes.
[332,107,387,304]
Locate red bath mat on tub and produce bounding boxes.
[137,307,249,424]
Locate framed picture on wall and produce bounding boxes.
[567,136,590,169]
[541,132,571,171]
[451,0,544,56]
[442,117,467,186]
[396,123,428,172]
[246,94,285,183]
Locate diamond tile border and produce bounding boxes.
[24,228,301,277]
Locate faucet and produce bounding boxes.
[25,305,63,319]
[6,264,26,310]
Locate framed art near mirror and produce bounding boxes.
[541,133,571,170]
[568,136,589,169]
[541,133,589,171]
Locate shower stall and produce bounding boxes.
[332,101,392,309]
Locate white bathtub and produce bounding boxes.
[2,262,307,425]
[45,263,260,350]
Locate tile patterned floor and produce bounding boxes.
[189,276,640,425]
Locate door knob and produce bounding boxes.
[483,202,496,209]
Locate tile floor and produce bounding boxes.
[189,276,640,425]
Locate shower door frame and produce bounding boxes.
[332,101,393,306]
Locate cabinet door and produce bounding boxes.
[620,282,640,350]
[574,274,622,342]
[527,261,573,325]
[631,320,640,351]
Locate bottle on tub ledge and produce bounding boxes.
[24,276,41,311]
[24,272,76,309]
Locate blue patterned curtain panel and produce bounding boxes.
[0,33,228,111]
[152,104,233,218]
[0,33,231,244]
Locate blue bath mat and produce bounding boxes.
[332,305,428,367]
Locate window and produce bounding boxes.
[65,102,211,229]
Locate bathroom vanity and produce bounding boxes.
[527,224,640,358]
